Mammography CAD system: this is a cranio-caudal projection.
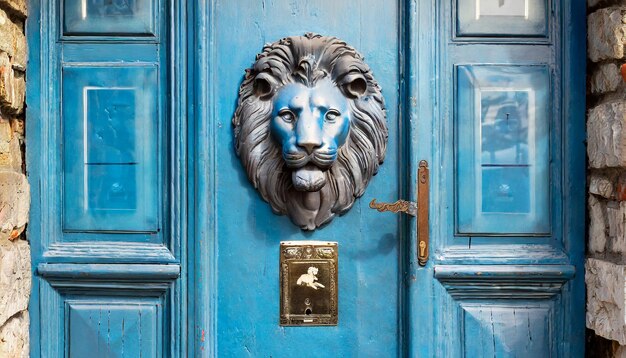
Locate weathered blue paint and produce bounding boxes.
[211,1,401,356]
[456,65,551,235]
[456,0,549,37]
[27,0,186,357]
[62,65,159,233]
[408,0,586,357]
[26,0,586,357]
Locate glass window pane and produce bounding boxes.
[62,66,159,232]
[457,0,547,38]
[456,65,550,235]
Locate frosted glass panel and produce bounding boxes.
[456,65,550,235]
[63,66,159,232]
[477,0,528,18]
[457,0,547,37]
[63,0,156,36]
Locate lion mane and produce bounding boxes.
[232,33,388,230]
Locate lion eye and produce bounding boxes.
[278,109,295,123]
[325,109,340,122]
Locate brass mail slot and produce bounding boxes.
[280,241,338,326]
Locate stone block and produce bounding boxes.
[590,194,608,253]
[0,310,28,358]
[591,63,623,94]
[588,101,626,168]
[586,257,626,345]
[0,0,27,18]
[0,118,13,169]
[0,171,28,239]
[588,7,626,62]
[0,8,26,68]
[607,201,626,254]
[589,0,626,10]
[0,239,29,327]
[591,173,616,199]
[10,118,23,138]
[0,51,25,115]
[8,133,20,171]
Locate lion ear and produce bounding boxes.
[340,72,368,99]
[253,72,277,99]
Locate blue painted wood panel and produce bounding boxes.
[456,65,551,235]
[456,0,548,38]
[212,1,400,356]
[409,0,585,357]
[67,301,159,357]
[462,303,553,357]
[28,0,183,357]
[63,0,157,37]
[62,66,159,233]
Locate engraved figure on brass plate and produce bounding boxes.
[233,33,388,230]
[296,266,325,290]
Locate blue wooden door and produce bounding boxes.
[407,1,586,357]
[198,2,403,356]
[27,0,585,357]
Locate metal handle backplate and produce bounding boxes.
[417,160,429,266]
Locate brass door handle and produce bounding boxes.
[369,160,429,266]
[369,199,417,216]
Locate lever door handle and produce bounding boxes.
[369,160,429,266]
[369,199,417,217]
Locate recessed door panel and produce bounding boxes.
[62,66,159,234]
[456,0,549,38]
[461,303,553,357]
[456,65,551,235]
[67,301,160,357]
[63,0,157,37]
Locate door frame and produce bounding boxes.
[26,0,586,356]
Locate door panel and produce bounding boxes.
[456,64,551,235]
[62,65,159,233]
[461,303,553,356]
[409,0,585,357]
[211,1,401,356]
[456,0,549,38]
[27,1,184,357]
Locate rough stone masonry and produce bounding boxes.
[586,0,626,356]
[0,0,30,357]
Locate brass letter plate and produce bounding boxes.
[280,241,338,326]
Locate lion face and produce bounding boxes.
[271,79,351,192]
[233,33,388,230]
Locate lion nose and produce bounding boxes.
[296,116,323,154]
[298,141,322,154]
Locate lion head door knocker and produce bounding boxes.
[233,33,388,230]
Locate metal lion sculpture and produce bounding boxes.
[233,33,388,230]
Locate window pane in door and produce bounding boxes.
[456,0,548,38]
[456,65,550,235]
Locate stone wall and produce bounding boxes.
[0,0,29,357]
[586,0,626,356]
